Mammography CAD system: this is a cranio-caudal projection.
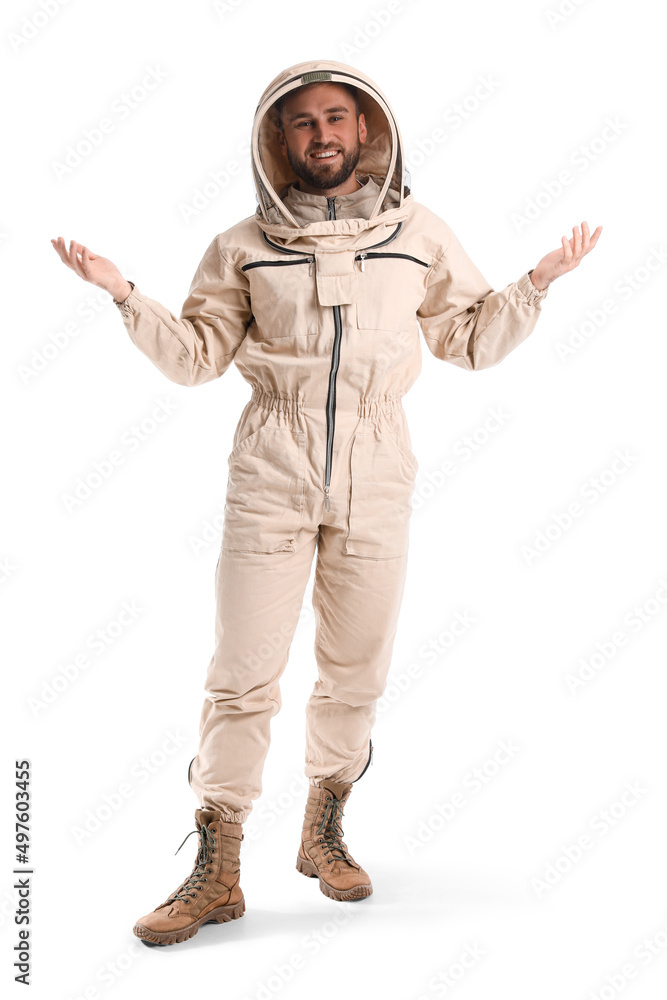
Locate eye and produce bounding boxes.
[296,116,345,128]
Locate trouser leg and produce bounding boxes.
[305,520,409,786]
[189,529,317,823]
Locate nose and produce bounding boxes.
[311,119,336,146]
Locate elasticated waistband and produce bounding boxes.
[357,395,403,417]
[251,388,304,414]
[250,387,404,416]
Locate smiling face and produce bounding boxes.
[275,82,367,196]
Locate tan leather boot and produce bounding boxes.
[296,779,372,901]
[133,808,245,946]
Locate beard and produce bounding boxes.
[287,133,362,191]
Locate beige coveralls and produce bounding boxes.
[114,60,549,824]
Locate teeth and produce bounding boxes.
[312,151,338,159]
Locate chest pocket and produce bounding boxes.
[242,256,317,338]
[355,252,432,334]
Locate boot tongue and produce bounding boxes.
[195,808,219,829]
[319,779,351,801]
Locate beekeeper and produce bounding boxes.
[51,58,601,946]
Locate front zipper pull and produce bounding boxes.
[324,485,331,512]
[358,253,367,272]
[309,256,314,277]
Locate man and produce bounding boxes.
[51,58,601,947]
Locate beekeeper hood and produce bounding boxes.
[251,59,413,248]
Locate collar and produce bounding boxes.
[281,174,382,224]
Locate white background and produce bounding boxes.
[3,0,666,997]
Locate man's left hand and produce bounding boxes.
[530,221,603,290]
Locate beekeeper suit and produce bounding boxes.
[117,58,549,936]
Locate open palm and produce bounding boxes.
[50,237,126,296]
[533,221,603,288]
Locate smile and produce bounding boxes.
[310,150,340,160]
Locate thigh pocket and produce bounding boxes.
[222,425,306,553]
[345,429,418,559]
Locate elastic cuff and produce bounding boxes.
[113,280,137,316]
[517,270,549,305]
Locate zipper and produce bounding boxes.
[242,257,315,274]
[324,195,339,513]
[324,303,342,513]
[352,738,373,783]
[356,251,431,272]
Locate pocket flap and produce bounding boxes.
[315,249,358,306]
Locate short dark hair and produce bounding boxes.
[273,82,360,131]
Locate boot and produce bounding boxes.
[296,779,372,901]
[133,808,245,946]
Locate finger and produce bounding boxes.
[580,220,590,254]
[74,241,87,263]
[582,223,603,256]
[573,224,582,259]
[561,235,572,263]
[52,236,75,270]
[80,244,99,273]
[589,225,603,247]
[68,239,86,279]
[67,238,79,270]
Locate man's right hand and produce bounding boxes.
[50,236,132,302]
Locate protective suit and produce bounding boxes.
[114,59,549,825]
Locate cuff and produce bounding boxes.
[113,280,137,317]
[517,270,549,305]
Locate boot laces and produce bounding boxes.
[317,795,353,864]
[166,822,216,903]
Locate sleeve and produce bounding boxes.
[113,235,251,386]
[417,222,549,371]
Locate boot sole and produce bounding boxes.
[296,854,373,901]
[133,896,245,946]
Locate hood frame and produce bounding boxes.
[251,61,409,232]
